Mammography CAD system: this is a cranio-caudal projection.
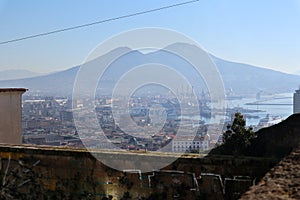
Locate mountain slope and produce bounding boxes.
[212,56,300,95]
[0,69,41,80]
[0,44,299,96]
[0,67,79,96]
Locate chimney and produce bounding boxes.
[0,88,27,144]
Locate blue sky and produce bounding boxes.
[0,0,300,74]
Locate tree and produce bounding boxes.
[222,112,256,154]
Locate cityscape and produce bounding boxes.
[21,91,293,153]
[1,0,300,199]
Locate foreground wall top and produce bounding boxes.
[0,88,27,92]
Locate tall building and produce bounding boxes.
[293,87,300,113]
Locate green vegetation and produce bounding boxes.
[222,113,257,155]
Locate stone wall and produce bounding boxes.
[0,144,277,199]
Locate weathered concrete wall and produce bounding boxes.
[0,144,277,199]
[0,88,26,144]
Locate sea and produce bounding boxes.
[183,93,294,127]
[223,93,293,126]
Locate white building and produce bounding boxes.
[172,135,210,153]
[293,87,300,113]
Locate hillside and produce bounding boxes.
[240,146,300,199]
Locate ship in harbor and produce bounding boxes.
[256,114,283,130]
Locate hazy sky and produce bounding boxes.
[0,0,300,74]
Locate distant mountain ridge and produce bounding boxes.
[293,70,300,75]
[211,56,300,95]
[0,43,299,96]
[0,69,41,80]
[0,67,78,96]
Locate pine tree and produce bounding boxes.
[223,112,256,154]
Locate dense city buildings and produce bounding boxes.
[21,89,292,154]
[21,95,215,153]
